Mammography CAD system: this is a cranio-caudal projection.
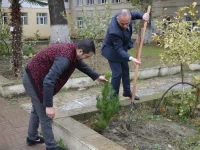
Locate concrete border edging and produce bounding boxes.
[53,93,162,150]
[53,117,125,150]
[189,63,200,71]
[0,65,182,98]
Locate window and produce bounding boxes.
[98,0,106,4]
[64,0,68,2]
[21,13,28,25]
[2,13,8,24]
[87,0,94,5]
[77,0,83,6]
[37,13,48,25]
[112,0,121,3]
[77,17,83,28]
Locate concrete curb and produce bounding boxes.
[53,87,193,150]
[53,93,162,150]
[189,63,200,71]
[0,65,182,98]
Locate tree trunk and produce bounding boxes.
[10,0,23,78]
[180,63,184,83]
[48,0,70,44]
[0,0,2,13]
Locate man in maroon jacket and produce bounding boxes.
[23,39,107,150]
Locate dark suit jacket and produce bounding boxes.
[101,11,144,62]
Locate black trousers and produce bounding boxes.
[108,60,131,95]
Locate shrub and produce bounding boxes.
[152,2,200,82]
[94,72,120,132]
[22,44,36,56]
[0,24,11,56]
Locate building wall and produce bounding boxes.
[21,8,50,39]
[2,0,199,39]
[153,0,200,18]
[1,0,69,39]
[68,0,137,36]
[1,0,139,39]
[69,0,136,24]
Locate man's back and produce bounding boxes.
[101,15,133,62]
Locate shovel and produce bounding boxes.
[131,6,151,110]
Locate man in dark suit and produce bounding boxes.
[101,9,149,100]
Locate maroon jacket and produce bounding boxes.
[26,43,99,107]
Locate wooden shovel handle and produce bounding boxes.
[131,6,151,102]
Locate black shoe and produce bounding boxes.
[123,93,140,100]
[26,136,44,146]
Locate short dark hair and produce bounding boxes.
[76,39,96,54]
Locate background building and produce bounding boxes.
[1,0,200,39]
[2,0,51,39]
[153,0,200,29]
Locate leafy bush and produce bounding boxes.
[160,89,199,119]
[94,72,120,132]
[0,24,11,56]
[22,44,36,56]
[171,92,196,117]
[152,2,200,66]
[22,30,40,56]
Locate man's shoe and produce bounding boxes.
[134,95,140,100]
[123,93,140,100]
[26,136,44,146]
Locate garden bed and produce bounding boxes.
[74,102,200,150]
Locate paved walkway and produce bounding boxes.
[0,97,45,150]
[0,71,199,150]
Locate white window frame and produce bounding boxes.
[87,0,94,5]
[2,13,8,24]
[21,12,28,25]
[112,0,121,3]
[77,0,83,6]
[98,0,107,4]
[37,13,48,25]
[77,17,83,28]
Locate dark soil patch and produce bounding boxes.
[103,118,197,150]
[81,105,200,150]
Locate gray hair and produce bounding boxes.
[117,9,131,18]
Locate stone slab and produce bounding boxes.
[0,75,13,86]
[0,65,183,98]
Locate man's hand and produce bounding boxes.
[46,107,55,119]
[130,57,141,66]
[142,13,149,22]
[96,75,108,83]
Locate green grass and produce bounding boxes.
[70,44,164,78]
[128,44,163,57]
[128,44,164,69]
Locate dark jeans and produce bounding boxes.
[108,61,131,95]
[22,72,57,150]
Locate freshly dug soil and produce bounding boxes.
[100,106,198,150]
